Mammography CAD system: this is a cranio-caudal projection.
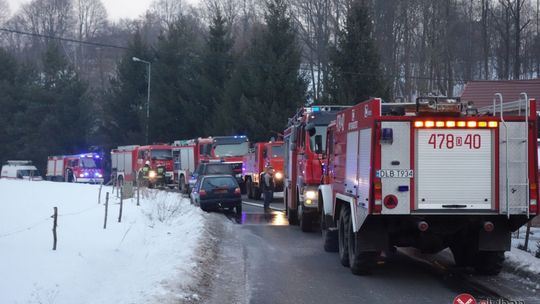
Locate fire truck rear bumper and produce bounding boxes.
[357,215,522,253]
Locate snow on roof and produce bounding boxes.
[460,79,540,108]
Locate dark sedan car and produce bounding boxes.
[190,175,242,215]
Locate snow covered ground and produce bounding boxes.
[0,179,205,304]
[506,225,540,275]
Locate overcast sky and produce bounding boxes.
[7,0,200,21]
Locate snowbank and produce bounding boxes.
[505,226,540,276]
[0,179,205,304]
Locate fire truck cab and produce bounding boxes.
[243,140,285,200]
[284,105,349,231]
[318,95,538,276]
[111,144,174,187]
[172,138,212,193]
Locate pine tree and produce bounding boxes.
[222,0,307,141]
[330,0,388,104]
[106,31,151,145]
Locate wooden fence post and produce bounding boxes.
[137,179,140,206]
[524,220,532,251]
[52,207,58,250]
[98,183,103,204]
[118,188,123,223]
[104,192,109,229]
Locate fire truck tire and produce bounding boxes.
[473,251,504,275]
[322,209,338,252]
[247,179,254,199]
[348,224,378,275]
[285,190,298,225]
[338,206,351,267]
[299,206,313,232]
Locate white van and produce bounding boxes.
[1,160,43,181]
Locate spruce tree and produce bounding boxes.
[330,0,388,104]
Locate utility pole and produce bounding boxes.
[132,57,152,144]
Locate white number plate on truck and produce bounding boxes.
[376,169,414,178]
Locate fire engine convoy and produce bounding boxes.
[110,144,174,188]
[242,140,285,200]
[317,95,538,276]
[174,136,250,192]
[46,153,104,183]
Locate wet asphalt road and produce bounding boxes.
[203,194,528,304]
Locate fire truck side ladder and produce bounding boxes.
[494,93,530,218]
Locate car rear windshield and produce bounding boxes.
[202,176,238,189]
[204,164,233,175]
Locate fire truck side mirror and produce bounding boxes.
[306,123,316,137]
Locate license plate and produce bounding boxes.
[214,189,228,194]
[376,169,414,178]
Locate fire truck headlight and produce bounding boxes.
[235,173,242,178]
[79,174,84,178]
[84,172,89,177]
[149,171,157,178]
[95,173,102,178]
[274,172,283,180]
[305,190,316,200]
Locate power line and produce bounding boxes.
[0,27,129,50]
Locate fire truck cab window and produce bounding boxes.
[270,145,284,158]
[138,150,146,159]
[214,142,249,157]
[151,150,172,160]
[262,147,267,159]
[81,158,98,168]
[309,126,327,153]
[70,159,79,167]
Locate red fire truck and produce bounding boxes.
[46,153,104,183]
[283,105,349,231]
[172,138,213,193]
[111,144,174,187]
[318,95,538,275]
[243,140,285,200]
[182,136,250,191]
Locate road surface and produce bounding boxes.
[198,194,536,304]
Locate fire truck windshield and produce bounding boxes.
[270,145,284,158]
[151,150,173,160]
[309,125,328,153]
[81,158,99,168]
[214,142,249,157]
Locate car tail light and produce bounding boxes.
[234,187,241,195]
[199,189,207,196]
[373,181,382,214]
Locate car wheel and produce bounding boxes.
[236,203,242,216]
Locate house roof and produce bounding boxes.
[460,79,540,108]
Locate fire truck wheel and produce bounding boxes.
[322,209,338,252]
[299,205,313,232]
[348,224,378,275]
[247,179,254,199]
[285,190,298,225]
[338,206,351,267]
[473,251,504,275]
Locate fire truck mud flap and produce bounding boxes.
[353,218,389,252]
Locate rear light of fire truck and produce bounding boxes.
[414,120,498,128]
[530,183,538,214]
[373,181,382,214]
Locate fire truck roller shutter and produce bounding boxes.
[416,128,493,210]
[380,122,411,215]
